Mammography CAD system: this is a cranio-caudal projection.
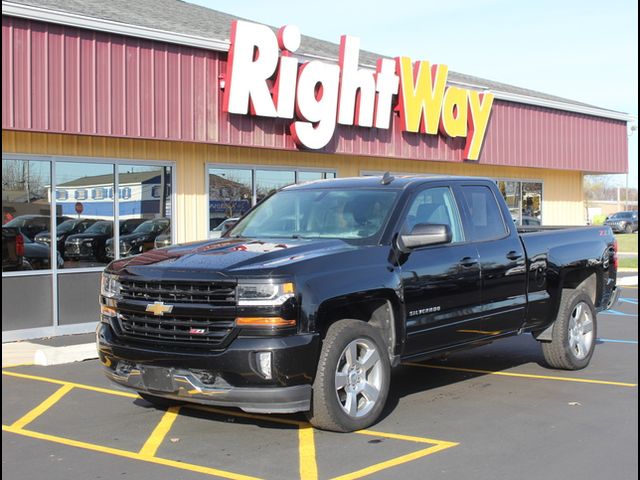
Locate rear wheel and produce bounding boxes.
[541,290,597,370]
[307,319,390,432]
[624,223,633,234]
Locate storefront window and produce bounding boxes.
[255,170,295,203]
[496,179,543,226]
[522,182,543,225]
[497,181,522,225]
[116,165,172,257]
[208,166,336,234]
[2,159,52,271]
[55,162,114,268]
[209,168,252,229]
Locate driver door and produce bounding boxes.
[400,185,482,357]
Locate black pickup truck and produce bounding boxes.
[98,176,620,432]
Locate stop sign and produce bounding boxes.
[75,202,84,214]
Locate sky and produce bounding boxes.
[187,0,638,187]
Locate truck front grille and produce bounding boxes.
[119,279,236,306]
[117,313,235,347]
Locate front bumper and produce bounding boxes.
[97,323,319,413]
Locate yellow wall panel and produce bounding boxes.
[3,131,585,243]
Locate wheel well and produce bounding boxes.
[318,298,396,361]
[562,270,598,305]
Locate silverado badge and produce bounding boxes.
[145,301,174,316]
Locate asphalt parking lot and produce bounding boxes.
[2,285,637,480]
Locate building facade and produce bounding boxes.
[1,0,629,340]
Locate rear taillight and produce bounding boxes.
[16,233,25,257]
[613,238,618,270]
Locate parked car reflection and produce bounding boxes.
[4,214,71,240]
[106,218,170,258]
[65,218,145,263]
[34,218,97,256]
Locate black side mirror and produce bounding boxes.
[397,223,452,253]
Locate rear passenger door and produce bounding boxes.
[455,183,527,336]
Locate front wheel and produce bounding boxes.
[307,319,390,432]
[541,290,597,370]
[624,223,633,234]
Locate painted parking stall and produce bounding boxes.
[2,285,637,479]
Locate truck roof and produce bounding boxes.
[286,175,494,190]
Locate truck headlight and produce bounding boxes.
[237,282,294,306]
[101,273,121,298]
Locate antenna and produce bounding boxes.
[380,171,395,185]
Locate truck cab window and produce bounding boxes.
[404,187,464,242]
[461,185,508,241]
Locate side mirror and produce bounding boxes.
[222,220,237,232]
[397,223,452,253]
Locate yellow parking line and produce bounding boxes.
[330,442,457,480]
[404,362,638,387]
[2,425,262,480]
[11,384,74,430]
[2,370,139,399]
[356,429,458,445]
[139,406,181,457]
[298,425,318,480]
[2,363,34,369]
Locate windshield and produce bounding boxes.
[4,217,31,228]
[57,220,78,233]
[133,220,167,234]
[229,189,398,243]
[85,221,112,234]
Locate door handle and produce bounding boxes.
[507,250,523,261]
[459,256,478,268]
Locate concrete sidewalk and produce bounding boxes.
[2,337,97,368]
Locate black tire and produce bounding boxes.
[541,290,597,370]
[307,319,390,432]
[139,392,183,408]
[624,223,632,234]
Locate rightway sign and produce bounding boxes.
[223,20,494,160]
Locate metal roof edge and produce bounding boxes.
[490,91,632,122]
[2,1,633,123]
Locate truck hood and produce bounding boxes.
[109,237,358,278]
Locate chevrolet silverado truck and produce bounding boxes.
[98,175,620,432]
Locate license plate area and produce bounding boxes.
[140,366,175,392]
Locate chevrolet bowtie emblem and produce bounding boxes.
[145,301,174,316]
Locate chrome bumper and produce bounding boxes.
[104,364,311,414]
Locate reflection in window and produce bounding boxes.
[256,170,295,204]
[2,159,52,271]
[496,180,543,226]
[208,166,337,234]
[209,168,252,230]
[522,182,542,225]
[56,162,114,268]
[114,165,172,258]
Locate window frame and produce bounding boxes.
[205,163,337,232]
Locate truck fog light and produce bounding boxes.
[256,351,272,379]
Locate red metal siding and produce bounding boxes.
[2,16,628,173]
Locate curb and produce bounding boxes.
[618,276,638,287]
[2,342,97,367]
